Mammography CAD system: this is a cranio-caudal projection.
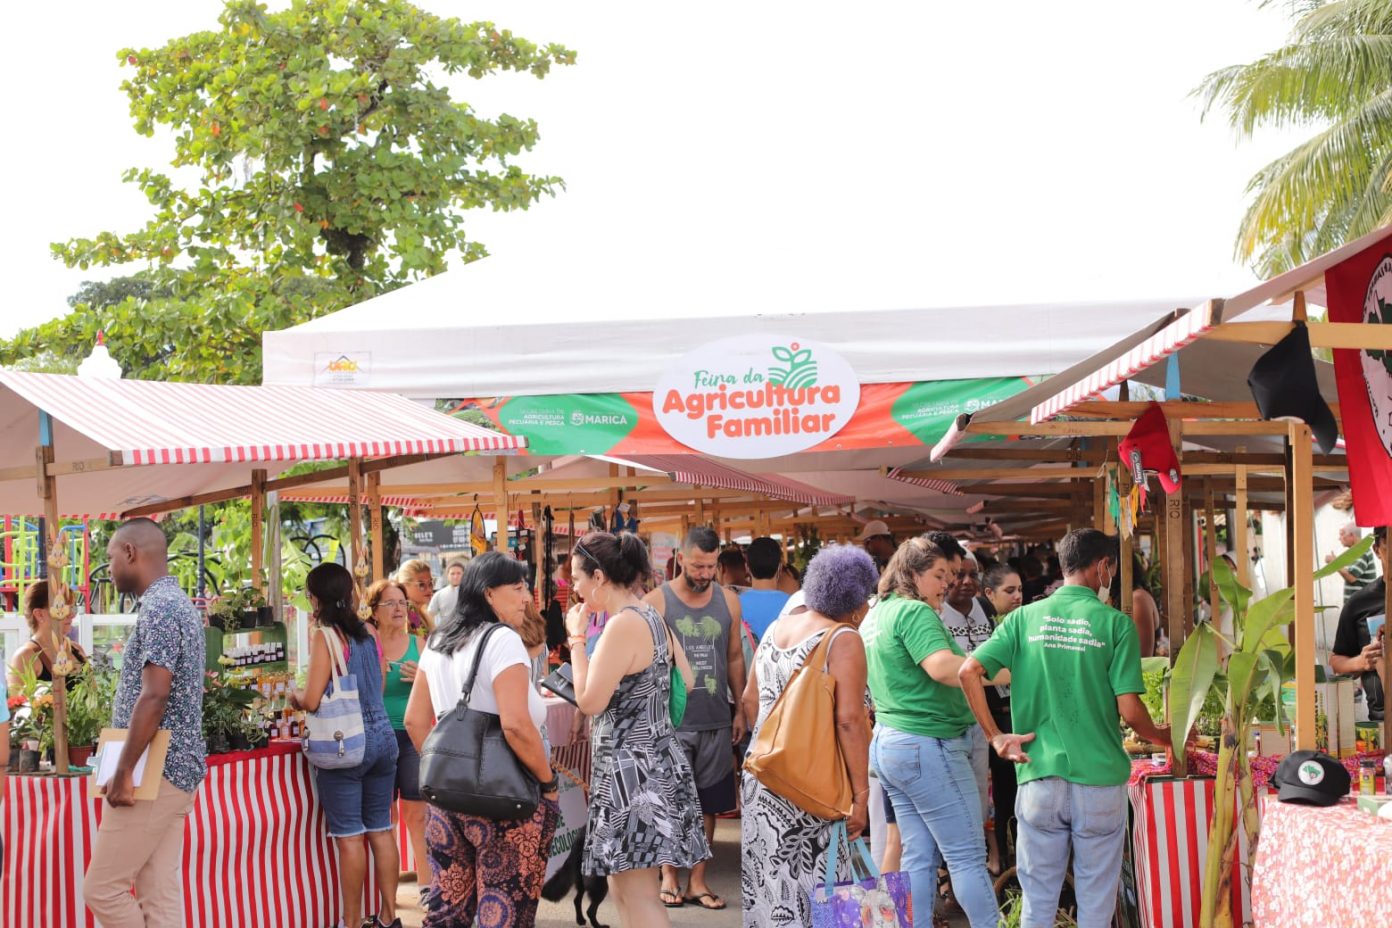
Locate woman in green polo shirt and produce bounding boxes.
[861,537,1002,928]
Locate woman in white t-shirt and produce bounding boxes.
[403,552,559,928]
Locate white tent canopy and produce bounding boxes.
[262,252,1197,399]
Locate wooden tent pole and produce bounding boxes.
[1290,422,1316,750]
[345,462,362,578]
[251,469,268,598]
[1204,479,1221,624]
[1164,416,1187,659]
[367,471,384,583]
[36,413,69,775]
[494,457,510,555]
[1234,449,1251,588]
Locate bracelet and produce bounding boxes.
[539,774,560,792]
[567,636,586,647]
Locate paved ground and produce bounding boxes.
[395,818,744,928]
[394,817,972,927]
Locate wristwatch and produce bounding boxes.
[539,772,560,793]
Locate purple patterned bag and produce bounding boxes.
[810,821,913,928]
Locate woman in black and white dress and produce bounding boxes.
[740,545,879,928]
[566,530,709,928]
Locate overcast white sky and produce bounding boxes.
[1,1,1307,339]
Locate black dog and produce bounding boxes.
[541,825,609,928]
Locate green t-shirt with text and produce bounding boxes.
[973,584,1143,786]
[862,594,977,739]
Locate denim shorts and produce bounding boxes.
[315,728,399,838]
[393,729,421,802]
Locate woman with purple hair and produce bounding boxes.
[739,544,878,927]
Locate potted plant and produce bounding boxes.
[201,669,259,754]
[64,662,118,767]
[10,663,54,771]
[7,695,41,773]
[246,589,274,628]
[1168,535,1374,928]
[207,595,237,632]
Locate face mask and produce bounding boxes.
[1097,565,1113,602]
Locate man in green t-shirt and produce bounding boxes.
[960,529,1170,928]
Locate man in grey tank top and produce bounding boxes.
[643,526,747,911]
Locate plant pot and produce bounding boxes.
[68,744,96,767]
[7,750,17,772]
[256,606,275,627]
[228,732,251,751]
[207,732,230,755]
[239,610,259,629]
[18,749,40,773]
[208,613,226,631]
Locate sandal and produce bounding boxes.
[660,889,685,907]
[684,892,728,910]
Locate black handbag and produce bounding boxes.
[539,662,577,705]
[418,623,541,819]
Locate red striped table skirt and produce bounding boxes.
[2,742,383,928]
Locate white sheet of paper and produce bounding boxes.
[93,739,150,788]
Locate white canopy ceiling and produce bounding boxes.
[261,251,1197,399]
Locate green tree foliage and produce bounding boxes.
[0,0,574,383]
[1196,0,1392,275]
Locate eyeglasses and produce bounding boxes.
[411,580,432,590]
[376,599,409,609]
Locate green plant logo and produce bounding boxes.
[768,342,818,389]
[1297,760,1325,785]
[1365,292,1392,375]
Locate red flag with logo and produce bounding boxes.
[1325,232,1392,526]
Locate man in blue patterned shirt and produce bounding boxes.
[84,518,205,927]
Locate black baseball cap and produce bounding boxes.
[1246,322,1340,454]
[1272,750,1350,806]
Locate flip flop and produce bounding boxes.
[659,889,684,908]
[684,892,728,910]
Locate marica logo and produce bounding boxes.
[570,411,631,427]
[1359,255,1392,455]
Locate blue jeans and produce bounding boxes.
[315,723,399,838]
[870,725,1000,928]
[1015,777,1127,928]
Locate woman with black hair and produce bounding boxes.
[403,551,559,928]
[565,531,707,928]
[292,563,401,928]
[1110,553,1160,658]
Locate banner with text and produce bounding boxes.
[452,376,1034,459]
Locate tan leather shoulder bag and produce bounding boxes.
[743,625,862,820]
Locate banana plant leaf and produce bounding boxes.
[1169,621,1220,773]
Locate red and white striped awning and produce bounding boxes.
[622,455,855,507]
[0,370,521,464]
[0,370,523,518]
[884,467,962,495]
[1029,302,1216,423]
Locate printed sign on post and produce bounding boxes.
[653,335,860,458]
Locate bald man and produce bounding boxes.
[1327,523,1380,603]
[85,518,206,928]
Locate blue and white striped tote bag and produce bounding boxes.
[302,627,366,769]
